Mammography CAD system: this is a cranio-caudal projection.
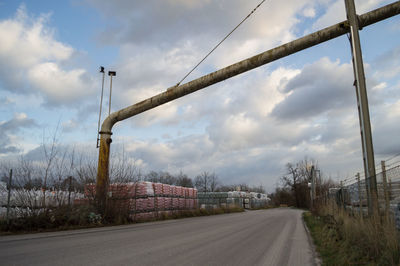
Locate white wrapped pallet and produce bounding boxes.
[136,182,154,197]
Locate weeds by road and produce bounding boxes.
[303,206,399,265]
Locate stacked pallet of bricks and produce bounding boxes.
[82,182,197,221]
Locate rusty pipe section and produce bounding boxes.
[96,1,400,212]
[99,1,400,135]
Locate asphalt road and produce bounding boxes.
[0,208,317,266]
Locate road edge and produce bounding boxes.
[301,212,322,266]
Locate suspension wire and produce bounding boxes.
[175,0,267,87]
[386,160,400,168]
[384,152,400,163]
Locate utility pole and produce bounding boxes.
[97,66,105,148]
[310,166,316,210]
[344,0,379,217]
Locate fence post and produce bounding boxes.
[381,161,389,218]
[357,173,362,219]
[340,181,344,208]
[388,174,392,201]
[6,169,13,225]
[68,176,72,207]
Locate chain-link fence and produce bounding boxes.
[338,162,400,229]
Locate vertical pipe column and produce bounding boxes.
[96,132,112,214]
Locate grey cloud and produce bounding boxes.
[271,58,354,120]
[0,115,36,133]
[88,0,263,46]
[0,146,20,154]
[0,114,37,155]
[86,0,313,51]
[371,106,400,157]
[373,45,400,80]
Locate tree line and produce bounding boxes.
[0,148,265,195]
[268,157,336,208]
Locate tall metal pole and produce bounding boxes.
[344,0,379,217]
[310,166,316,210]
[108,71,116,116]
[97,67,106,148]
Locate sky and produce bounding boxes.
[0,0,399,192]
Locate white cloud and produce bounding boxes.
[312,0,392,30]
[28,62,94,106]
[303,7,316,18]
[0,5,95,106]
[0,5,72,69]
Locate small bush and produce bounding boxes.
[0,204,102,233]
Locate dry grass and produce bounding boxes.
[304,200,399,265]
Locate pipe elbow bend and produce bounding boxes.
[100,113,119,135]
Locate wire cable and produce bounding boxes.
[386,160,400,168]
[175,0,267,87]
[384,152,400,163]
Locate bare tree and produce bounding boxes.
[194,172,219,192]
[41,124,61,207]
[110,145,140,183]
[279,158,322,208]
[209,173,219,192]
[282,163,301,207]
[176,171,193,187]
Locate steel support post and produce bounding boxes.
[345,0,379,217]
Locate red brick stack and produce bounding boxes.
[81,182,198,221]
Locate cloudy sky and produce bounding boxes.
[0,0,399,191]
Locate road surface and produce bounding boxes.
[0,208,317,266]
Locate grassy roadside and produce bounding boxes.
[303,211,400,265]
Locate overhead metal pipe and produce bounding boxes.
[96,1,400,212]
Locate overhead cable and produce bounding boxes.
[175,0,267,87]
